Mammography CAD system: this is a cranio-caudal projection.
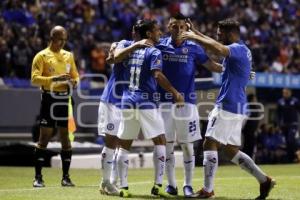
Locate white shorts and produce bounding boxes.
[118,108,165,140]
[160,103,201,143]
[205,107,247,146]
[98,102,122,136]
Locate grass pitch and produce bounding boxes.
[0,164,299,200]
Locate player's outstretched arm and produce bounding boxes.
[181,31,229,57]
[114,39,152,63]
[153,69,184,107]
[203,60,224,73]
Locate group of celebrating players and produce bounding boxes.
[98,13,275,199]
[30,12,275,199]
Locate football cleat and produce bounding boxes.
[183,185,195,198]
[99,180,119,195]
[165,185,178,196]
[61,175,75,187]
[119,187,132,198]
[151,184,173,198]
[195,188,215,198]
[255,176,276,200]
[33,175,45,188]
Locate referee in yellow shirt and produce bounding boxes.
[31,25,79,187]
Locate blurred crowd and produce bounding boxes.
[242,89,300,164]
[0,0,300,82]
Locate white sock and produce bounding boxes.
[101,147,115,182]
[153,145,166,185]
[203,151,218,193]
[117,148,129,188]
[231,151,267,183]
[165,142,176,187]
[181,143,194,186]
[110,148,119,185]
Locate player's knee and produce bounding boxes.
[104,134,119,149]
[166,142,174,155]
[180,143,194,157]
[203,137,218,150]
[152,134,166,145]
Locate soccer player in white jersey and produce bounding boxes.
[155,13,223,197]
[114,19,184,198]
[181,18,276,199]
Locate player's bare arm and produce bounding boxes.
[106,42,118,65]
[114,39,152,63]
[185,18,212,41]
[181,31,230,57]
[152,69,184,107]
[203,60,224,73]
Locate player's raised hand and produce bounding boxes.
[185,18,195,32]
[106,42,118,64]
[133,39,153,49]
[174,92,185,108]
[52,74,71,82]
[180,31,198,41]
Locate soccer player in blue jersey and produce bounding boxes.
[114,19,184,198]
[98,22,148,195]
[155,13,223,197]
[181,18,276,199]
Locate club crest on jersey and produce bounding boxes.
[182,48,189,54]
[107,123,114,131]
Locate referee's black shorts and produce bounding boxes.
[39,91,74,128]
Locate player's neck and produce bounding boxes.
[173,38,183,47]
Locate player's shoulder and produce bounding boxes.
[228,41,251,57]
[147,46,161,56]
[228,41,249,50]
[156,36,171,47]
[185,40,200,47]
[118,39,133,47]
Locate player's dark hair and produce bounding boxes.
[136,19,157,39]
[133,19,144,32]
[217,18,240,34]
[172,12,187,21]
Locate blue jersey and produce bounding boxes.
[121,47,162,109]
[100,40,133,106]
[216,41,251,115]
[156,37,208,104]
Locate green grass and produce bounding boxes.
[0,164,299,200]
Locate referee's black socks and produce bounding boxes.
[34,147,47,178]
[60,150,72,177]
